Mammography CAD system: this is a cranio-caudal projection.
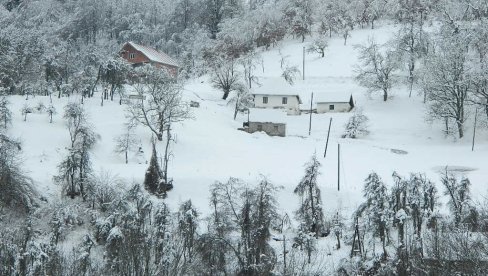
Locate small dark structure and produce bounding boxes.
[239,109,287,137]
[244,122,286,137]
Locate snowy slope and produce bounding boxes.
[6,22,488,270]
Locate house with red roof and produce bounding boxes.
[120,42,179,77]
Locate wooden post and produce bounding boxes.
[337,144,340,191]
[324,118,333,157]
[472,107,478,151]
[303,46,305,80]
[283,235,287,275]
[308,92,313,136]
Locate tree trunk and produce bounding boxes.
[336,233,341,249]
[457,120,464,138]
[163,126,171,182]
[383,89,388,101]
[222,89,230,100]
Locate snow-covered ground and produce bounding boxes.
[7,21,488,269]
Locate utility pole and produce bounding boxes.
[308,92,313,136]
[337,144,340,191]
[303,46,305,80]
[324,118,333,157]
[472,106,478,151]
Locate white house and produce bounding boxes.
[251,78,302,115]
[315,93,354,113]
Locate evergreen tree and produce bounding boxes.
[357,172,392,259]
[144,142,164,196]
[342,108,369,138]
[0,97,12,128]
[294,154,326,238]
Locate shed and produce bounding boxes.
[315,93,354,113]
[241,109,287,137]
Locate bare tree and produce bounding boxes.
[355,38,399,101]
[420,38,470,138]
[46,104,56,123]
[209,55,240,100]
[20,104,32,122]
[114,122,139,164]
[307,36,328,58]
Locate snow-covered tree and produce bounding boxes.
[0,133,37,212]
[420,34,471,138]
[55,102,97,199]
[281,64,300,85]
[127,65,190,141]
[355,38,399,101]
[294,154,326,238]
[20,103,33,122]
[342,108,369,138]
[144,142,170,197]
[177,200,199,264]
[390,0,430,97]
[208,54,241,100]
[307,36,328,58]
[114,122,139,164]
[283,0,314,42]
[441,170,473,227]
[0,97,12,128]
[46,104,56,123]
[356,172,392,259]
[228,83,254,120]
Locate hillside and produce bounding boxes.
[8,22,486,220]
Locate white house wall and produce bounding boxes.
[254,95,300,114]
[316,102,351,113]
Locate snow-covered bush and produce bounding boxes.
[21,104,33,122]
[342,108,369,138]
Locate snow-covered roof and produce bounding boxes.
[315,92,353,103]
[251,77,359,105]
[248,108,287,124]
[126,42,179,67]
[251,77,301,97]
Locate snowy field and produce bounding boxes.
[7,22,488,264]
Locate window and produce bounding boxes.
[129,52,136,59]
[282,97,288,104]
[257,124,263,131]
[263,97,268,104]
[273,125,278,131]
[329,104,335,110]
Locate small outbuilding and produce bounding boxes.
[315,93,354,113]
[241,109,287,137]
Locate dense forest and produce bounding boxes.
[2,0,488,275]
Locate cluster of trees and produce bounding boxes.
[352,1,488,139]
[337,169,488,275]
[0,155,331,275]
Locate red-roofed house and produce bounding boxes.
[120,42,179,77]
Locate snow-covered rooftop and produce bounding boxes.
[252,77,358,105]
[127,42,179,67]
[314,92,353,103]
[248,108,287,124]
[251,77,301,97]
